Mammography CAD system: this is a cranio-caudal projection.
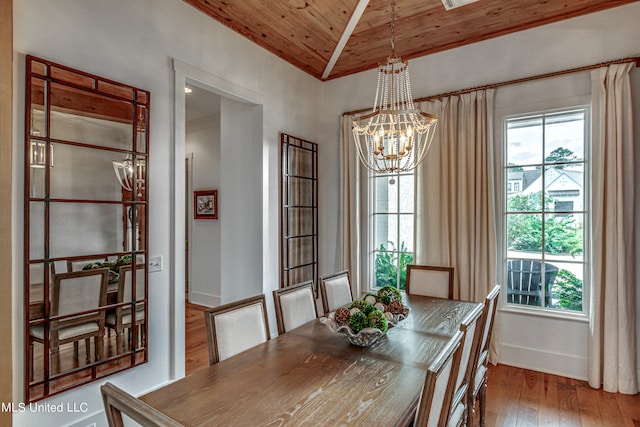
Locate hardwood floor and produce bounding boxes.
[184,302,640,426]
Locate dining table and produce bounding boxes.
[140,293,482,426]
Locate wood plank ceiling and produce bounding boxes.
[183,0,639,81]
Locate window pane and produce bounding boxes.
[399,214,414,252]
[545,164,584,212]
[547,261,584,311]
[507,187,543,213]
[373,214,397,252]
[398,174,414,213]
[398,252,413,291]
[507,117,543,166]
[544,213,584,260]
[544,111,585,163]
[374,175,397,213]
[506,213,543,256]
[375,251,398,288]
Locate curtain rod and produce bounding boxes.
[343,55,640,117]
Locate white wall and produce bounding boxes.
[186,112,221,307]
[12,0,326,425]
[322,2,640,381]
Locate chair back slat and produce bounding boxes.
[406,265,454,299]
[273,281,317,334]
[204,294,270,364]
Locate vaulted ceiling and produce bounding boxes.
[183,0,638,81]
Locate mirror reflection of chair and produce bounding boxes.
[506,259,558,306]
[29,268,109,379]
[273,281,318,335]
[319,270,353,314]
[414,331,464,427]
[204,294,270,365]
[105,264,146,355]
[101,382,183,427]
[406,265,454,299]
[468,285,501,427]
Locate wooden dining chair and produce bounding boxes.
[105,264,146,354]
[468,285,501,427]
[273,280,318,335]
[414,330,464,427]
[29,268,109,379]
[204,294,271,365]
[319,270,353,314]
[406,265,454,299]
[449,303,485,427]
[101,382,183,427]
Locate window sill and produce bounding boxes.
[499,303,589,323]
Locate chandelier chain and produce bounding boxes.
[390,0,396,56]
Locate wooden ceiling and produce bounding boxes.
[183,0,638,81]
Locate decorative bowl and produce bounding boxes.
[319,308,409,347]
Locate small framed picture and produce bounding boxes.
[194,190,218,220]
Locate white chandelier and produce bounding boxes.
[352,0,438,174]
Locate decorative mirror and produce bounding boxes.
[279,133,318,293]
[24,56,150,401]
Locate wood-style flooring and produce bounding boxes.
[185,302,640,426]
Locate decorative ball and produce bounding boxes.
[363,304,376,316]
[377,285,402,303]
[388,299,405,315]
[374,302,386,312]
[349,311,368,333]
[335,307,350,324]
[367,310,388,332]
[385,311,394,322]
[349,307,361,316]
[350,300,368,311]
[364,295,377,305]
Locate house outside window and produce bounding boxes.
[370,171,414,291]
[504,107,588,313]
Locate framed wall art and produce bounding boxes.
[194,190,218,219]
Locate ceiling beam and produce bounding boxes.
[322,0,370,80]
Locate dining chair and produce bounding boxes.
[101,382,183,427]
[29,268,109,379]
[406,265,454,299]
[319,270,353,313]
[414,330,464,427]
[204,294,271,365]
[105,264,146,354]
[449,303,484,427]
[468,285,501,427]
[273,280,318,335]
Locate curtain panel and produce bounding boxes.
[415,89,499,361]
[588,62,638,394]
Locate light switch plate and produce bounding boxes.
[149,255,163,272]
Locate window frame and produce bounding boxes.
[501,105,591,320]
[365,169,415,293]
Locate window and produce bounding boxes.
[370,172,414,291]
[504,108,588,313]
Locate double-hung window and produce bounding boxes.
[370,171,414,291]
[504,107,588,313]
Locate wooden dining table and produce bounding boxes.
[141,294,482,426]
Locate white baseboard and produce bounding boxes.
[189,291,220,307]
[498,342,588,381]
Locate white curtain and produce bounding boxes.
[588,62,638,394]
[415,89,499,360]
[336,116,362,296]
